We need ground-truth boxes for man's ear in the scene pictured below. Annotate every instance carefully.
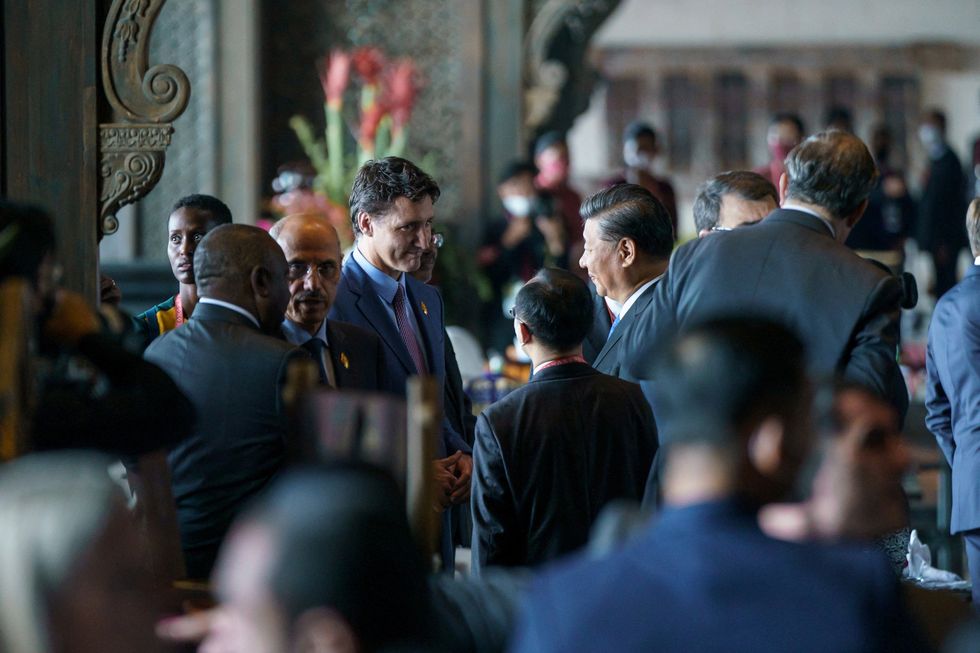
[843,198,869,229]
[777,173,788,205]
[250,266,273,298]
[292,608,357,653]
[518,321,533,346]
[748,416,785,477]
[618,238,636,267]
[356,211,373,237]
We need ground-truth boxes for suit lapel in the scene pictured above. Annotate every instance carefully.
[593,280,658,367]
[345,258,416,374]
[325,321,352,388]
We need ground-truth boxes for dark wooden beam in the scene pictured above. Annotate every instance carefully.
[3,0,100,301]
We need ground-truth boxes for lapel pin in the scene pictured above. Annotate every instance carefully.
[340,352,350,369]
[421,301,429,316]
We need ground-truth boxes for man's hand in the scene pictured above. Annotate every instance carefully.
[42,290,101,346]
[501,216,533,249]
[432,451,462,511]
[450,453,473,504]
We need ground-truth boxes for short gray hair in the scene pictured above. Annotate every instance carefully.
[784,130,878,220]
[693,171,777,233]
[967,198,980,256]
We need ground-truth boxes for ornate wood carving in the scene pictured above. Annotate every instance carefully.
[524,0,621,140]
[98,0,190,238]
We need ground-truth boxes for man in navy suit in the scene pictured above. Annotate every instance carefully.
[926,198,980,606]
[578,183,672,382]
[329,157,472,568]
[511,317,920,653]
[271,214,384,391]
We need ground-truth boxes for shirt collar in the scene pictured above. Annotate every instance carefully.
[618,274,662,320]
[282,316,328,347]
[781,202,836,238]
[352,244,404,304]
[197,297,260,328]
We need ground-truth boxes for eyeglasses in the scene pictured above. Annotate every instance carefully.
[432,232,445,249]
[287,262,337,281]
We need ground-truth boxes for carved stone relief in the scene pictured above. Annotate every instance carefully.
[98,0,190,239]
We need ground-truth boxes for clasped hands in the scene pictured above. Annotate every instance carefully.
[431,450,472,512]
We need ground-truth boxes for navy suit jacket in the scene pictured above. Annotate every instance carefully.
[329,255,470,458]
[582,283,613,364]
[623,209,908,422]
[325,319,385,391]
[592,279,659,383]
[926,264,980,533]
[511,499,921,653]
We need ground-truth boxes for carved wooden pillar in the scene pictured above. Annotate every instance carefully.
[99,0,190,240]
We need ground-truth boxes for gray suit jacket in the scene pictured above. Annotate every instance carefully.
[145,302,309,578]
[623,209,908,421]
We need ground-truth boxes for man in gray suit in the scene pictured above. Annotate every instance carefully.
[624,130,908,422]
[145,224,306,579]
[578,183,673,382]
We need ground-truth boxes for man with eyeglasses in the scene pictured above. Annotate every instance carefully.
[692,170,777,237]
[329,157,472,571]
[270,214,384,390]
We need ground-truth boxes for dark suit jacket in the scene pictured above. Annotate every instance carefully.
[624,209,908,421]
[510,498,921,653]
[926,264,980,534]
[471,362,656,573]
[325,319,385,391]
[582,283,613,364]
[329,255,470,457]
[144,303,308,578]
[917,147,967,252]
[592,279,660,382]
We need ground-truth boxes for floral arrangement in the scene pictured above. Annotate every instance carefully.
[271,47,423,248]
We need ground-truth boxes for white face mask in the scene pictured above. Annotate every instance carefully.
[918,124,942,149]
[503,195,534,218]
[623,141,654,170]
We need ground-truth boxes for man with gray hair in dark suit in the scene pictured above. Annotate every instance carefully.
[145,224,308,579]
[624,130,908,422]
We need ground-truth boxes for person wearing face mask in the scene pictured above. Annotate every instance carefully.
[604,122,678,239]
[915,109,968,298]
[754,113,805,187]
[477,160,566,353]
[533,131,584,270]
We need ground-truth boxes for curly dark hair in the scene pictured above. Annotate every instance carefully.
[349,157,441,236]
[171,194,233,226]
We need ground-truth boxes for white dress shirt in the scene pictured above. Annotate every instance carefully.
[197,297,260,328]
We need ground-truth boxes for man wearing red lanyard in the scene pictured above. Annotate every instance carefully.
[470,268,658,574]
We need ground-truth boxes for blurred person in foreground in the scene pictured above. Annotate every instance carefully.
[134,194,234,340]
[0,200,192,456]
[510,317,922,653]
[759,383,912,572]
[0,452,163,653]
[471,268,656,573]
[926,198,980,607]
[199,464,434,653]
[624,130,909,423]
[692,170,778,236]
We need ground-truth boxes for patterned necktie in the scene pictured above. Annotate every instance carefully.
[392,285,427,374]
[302,338,329,384]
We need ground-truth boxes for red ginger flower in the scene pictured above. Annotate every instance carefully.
[351,46,385,85]
[318,49,351,106]
[384,58,418,130]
